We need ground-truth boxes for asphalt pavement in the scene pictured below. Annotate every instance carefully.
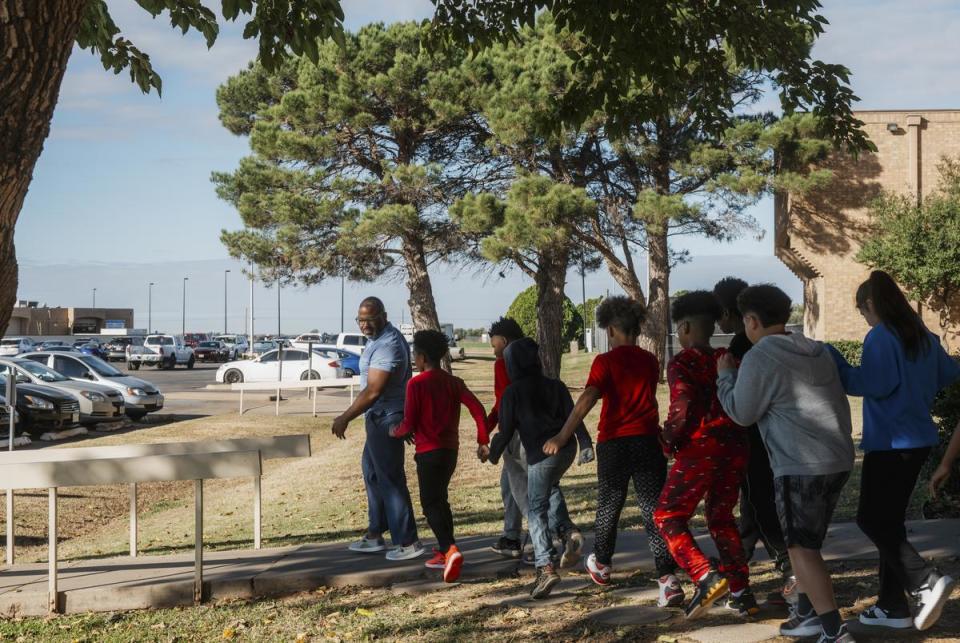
[111,362,220,393]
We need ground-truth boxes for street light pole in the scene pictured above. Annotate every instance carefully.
[182,277,189,337]
[92,288,96,308]
[224,269,231,334]
[148,282,154,333]
[340,274,345,332]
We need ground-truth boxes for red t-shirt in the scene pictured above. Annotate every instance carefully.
[393,368,489,454]
[486,357,510,430]
[585,345,660,442]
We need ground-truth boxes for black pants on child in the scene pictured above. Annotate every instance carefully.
[415,448,458,552]
[740,425,791,574]
[857,447,933,612]
[594,434,676,575]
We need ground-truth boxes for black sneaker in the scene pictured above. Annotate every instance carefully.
[725,587,761,616]
[780,606,822,637]
[490,536,521,559]
[816,623,855,643]
[531,564,561,599]
[684,571,729,620]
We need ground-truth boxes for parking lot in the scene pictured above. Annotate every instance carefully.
[113,362,220,393]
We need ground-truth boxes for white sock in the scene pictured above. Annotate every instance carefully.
[697,571,711,582]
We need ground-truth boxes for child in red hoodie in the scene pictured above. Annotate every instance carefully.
[390,330,488,582]
[653,291,753,620]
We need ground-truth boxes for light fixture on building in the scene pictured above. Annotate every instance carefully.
[887,122,899,132]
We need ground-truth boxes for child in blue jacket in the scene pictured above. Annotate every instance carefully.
[828,271,960,633]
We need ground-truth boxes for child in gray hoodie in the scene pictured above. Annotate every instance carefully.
[716,285,855,643]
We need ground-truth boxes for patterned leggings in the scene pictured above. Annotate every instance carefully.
[594,434,677,576]
[654,437,749,592]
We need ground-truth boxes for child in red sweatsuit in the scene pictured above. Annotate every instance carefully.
[653,291,753,620]
[390,330,488,583]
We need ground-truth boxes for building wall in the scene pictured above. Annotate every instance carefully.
[3,307,134,336]
[776,110,960,347]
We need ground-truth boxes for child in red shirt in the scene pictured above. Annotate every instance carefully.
[390,330,487,582]
[544,296,680,607]
[653,291,752,620]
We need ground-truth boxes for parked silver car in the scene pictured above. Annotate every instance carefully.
[0,357,125,427]
[21,352,163,421]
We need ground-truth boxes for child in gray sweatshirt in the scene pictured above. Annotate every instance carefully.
[716,285,855,643]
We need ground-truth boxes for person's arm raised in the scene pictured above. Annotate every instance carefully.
[543,386,601,456]
[331,367,391,439]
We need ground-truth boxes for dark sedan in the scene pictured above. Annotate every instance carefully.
[0,374,79,436]
[194,340,230,363]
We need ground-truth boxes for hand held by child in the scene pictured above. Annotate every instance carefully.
[929,464,951,498]
[718,352,738,372]
[542,436,565,456]
[577,446,595,465]
[477,444,490,462]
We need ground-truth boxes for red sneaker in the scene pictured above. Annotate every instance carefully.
[424,548,445,569]
[443,545,463,583]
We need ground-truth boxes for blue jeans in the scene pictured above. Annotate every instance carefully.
[362,410,418,546]
[527,441,576,568]
[501,433,576,542]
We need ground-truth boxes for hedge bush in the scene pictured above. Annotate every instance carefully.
[506,285,584,350]
[825,339,863,366]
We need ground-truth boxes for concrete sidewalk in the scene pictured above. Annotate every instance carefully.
[2,519,958,617]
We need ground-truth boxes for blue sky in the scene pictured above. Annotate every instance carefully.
[15,1,960,333]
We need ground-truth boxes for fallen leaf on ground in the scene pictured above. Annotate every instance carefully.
[355,608,374,618]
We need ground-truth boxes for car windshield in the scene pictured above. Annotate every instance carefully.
[199,342,219,348]
[1,339,21,346]
[77,355,124,377]
[16,360,68,382]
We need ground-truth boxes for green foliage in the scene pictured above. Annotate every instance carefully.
[930,375,960,498]
[429,0,874,154]
[858,158,960,330]
[75,0,346,96]
[789,304,804,325]
[506,286,584,350]
[580,296,603,330]
[214,21,487,285]
[825,340,863,367]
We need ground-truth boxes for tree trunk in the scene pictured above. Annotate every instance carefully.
[535,246,570,379]
[1,1,87,333]
[401,237,451,371]
[640,223,670,378]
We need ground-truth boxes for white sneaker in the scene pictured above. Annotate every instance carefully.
[780,607,823,637]
[385,541,425,561]
[913,572,957,631]
[348,536,385,553]
[585,553,611,586]
[657,573,684,607]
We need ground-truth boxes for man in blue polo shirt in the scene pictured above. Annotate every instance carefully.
[331,297,422,560]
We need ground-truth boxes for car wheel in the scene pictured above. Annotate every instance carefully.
[126,411,146,421]
[224,369,244,384]
[128,362,140,371]
[164,354,176,370]
[300,370,321,380]
[187,356,195,370]
[80,421,97,429]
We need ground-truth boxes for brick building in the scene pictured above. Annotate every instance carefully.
[775,110,960,347]
[6,301,134,336]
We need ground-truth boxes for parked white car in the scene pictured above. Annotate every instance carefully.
[0,357,125,427]
[22,352,164,420]
[127,334,195,370]
[0,337,34,356]
[336,332,367,353]
[213,334,249,360]
[215,348,339,384]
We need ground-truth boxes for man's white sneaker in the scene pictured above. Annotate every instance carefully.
[858,605,913,629]
[913,572,957,631]
[657,574,685,607]
[348,536,386,553]
[585,553,611,586]
[385,541,425,561]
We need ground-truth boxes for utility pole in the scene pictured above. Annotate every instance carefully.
[223,269,231,334]
[148,282,154,333]
[181,277,189,337]
[92,288,96,308]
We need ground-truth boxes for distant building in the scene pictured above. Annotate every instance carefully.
[6,301,135,336]
[776,110,960,347]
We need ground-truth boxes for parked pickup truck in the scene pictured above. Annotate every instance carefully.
[126,334,195,370]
